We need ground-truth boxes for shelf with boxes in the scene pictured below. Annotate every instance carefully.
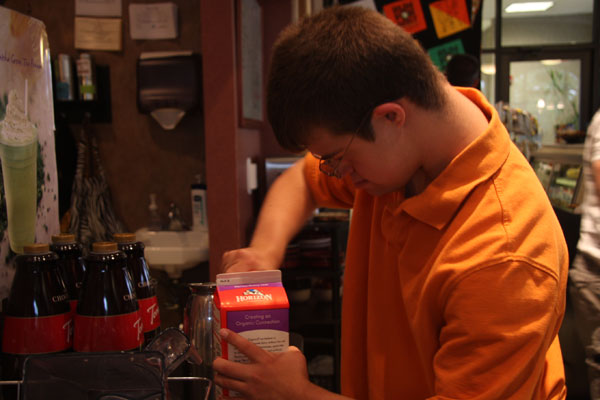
[530,144,583,265]
[280,217,348,394]
[531,144,584,213]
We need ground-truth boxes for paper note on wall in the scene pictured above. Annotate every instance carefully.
[429,0,471,39]
[383,0,427,35]
[76,0,122,17]
[75,17,122,51]
[0,6,60,300]
[129,3,178,40]
[343,0,377,11]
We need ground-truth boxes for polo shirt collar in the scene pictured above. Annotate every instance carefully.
[387,88,511,230]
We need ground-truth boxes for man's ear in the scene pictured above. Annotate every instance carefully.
[372,102,406,128]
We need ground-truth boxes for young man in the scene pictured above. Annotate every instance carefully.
[214,6,568,399]
[570,108,600,399]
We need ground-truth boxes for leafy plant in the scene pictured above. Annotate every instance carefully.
[547,69,580,130]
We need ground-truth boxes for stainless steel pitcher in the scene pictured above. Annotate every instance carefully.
[184,283,216,385]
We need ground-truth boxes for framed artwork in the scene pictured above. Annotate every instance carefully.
[236,0,263,128]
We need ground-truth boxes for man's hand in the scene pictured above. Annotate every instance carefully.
[213,329,311,400]
[220,159,318,275]
[221,247,279,273]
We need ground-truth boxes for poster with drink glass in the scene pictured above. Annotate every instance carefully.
[0,7,60,301]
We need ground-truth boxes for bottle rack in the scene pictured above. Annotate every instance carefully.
[281,218,348,393]
[53,65,112,124]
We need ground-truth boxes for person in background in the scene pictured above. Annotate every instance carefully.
[445,53,480,88]
[569,109,600,399]
[214,6,568,399]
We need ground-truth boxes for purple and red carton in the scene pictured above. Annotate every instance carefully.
[213,270,289,398]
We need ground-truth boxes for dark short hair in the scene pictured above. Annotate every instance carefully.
[266,6,447,152]
[445,53,480,88]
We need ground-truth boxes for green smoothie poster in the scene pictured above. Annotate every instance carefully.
[0,7,59,301]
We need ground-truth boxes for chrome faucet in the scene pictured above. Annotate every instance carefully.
[167,203,186,231]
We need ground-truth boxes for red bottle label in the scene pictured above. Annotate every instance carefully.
[2,313,72,354]
[73,311,143,352]
[69,299,78,314]
[138,296,160,332]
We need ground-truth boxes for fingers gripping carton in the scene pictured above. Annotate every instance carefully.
[213,270,289,398]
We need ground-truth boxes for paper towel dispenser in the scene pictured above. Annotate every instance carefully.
[137,51,201,130]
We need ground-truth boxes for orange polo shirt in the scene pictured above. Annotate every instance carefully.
[304,88,568,399]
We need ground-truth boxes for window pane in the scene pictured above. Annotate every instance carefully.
[501,0,593,46]
[509,59,581,145]
[480,53,496,102]
[481,0,496,49]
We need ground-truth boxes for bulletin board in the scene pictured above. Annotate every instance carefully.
[342,0,483,72]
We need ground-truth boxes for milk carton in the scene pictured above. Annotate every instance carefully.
[213,270,289,398]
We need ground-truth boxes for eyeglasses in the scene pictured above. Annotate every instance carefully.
[313,110,372,179]
[317,133,356,178]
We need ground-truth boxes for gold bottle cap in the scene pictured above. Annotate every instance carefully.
[113,233,136,243]
[92,241,118,253]
[23,243,50,254]
[51,233,76,244]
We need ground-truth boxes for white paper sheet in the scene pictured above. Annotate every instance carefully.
[74,17,122,51]
[129,2,178,40]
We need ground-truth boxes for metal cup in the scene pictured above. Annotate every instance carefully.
[183,283,216,384]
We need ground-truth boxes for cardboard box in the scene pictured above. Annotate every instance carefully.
[213,270,289,397]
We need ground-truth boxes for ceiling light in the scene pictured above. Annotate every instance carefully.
[541,59,562,66]
[537,99,545,109]
[505,1,554,13]
[481,64,496,75]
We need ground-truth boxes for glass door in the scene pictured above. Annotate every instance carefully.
[498,51,591,145]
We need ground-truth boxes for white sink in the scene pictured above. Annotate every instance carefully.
[135,228,209,279]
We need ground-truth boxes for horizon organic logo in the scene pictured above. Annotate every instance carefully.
[235,288,273,303]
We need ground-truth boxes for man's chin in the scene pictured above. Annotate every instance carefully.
[364,186,389,197]
[354,179,396,196]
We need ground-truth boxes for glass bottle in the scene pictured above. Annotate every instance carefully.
[113,233,161,345]
[76,53,96,101]
[50,233,86,313]
[1,243,71,398]
[73,241,143,352]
